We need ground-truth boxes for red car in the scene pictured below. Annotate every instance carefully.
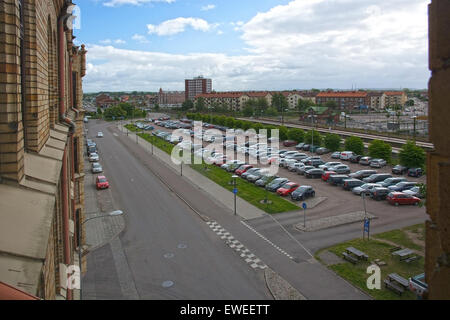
[276,182,300,196]
[387,192,421,206]
[96,176,110,190]
[322,171,336,182]
[235,165,253,176]
[283,140,297,147]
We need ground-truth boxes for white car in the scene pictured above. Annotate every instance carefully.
[91,162,103,173]
[97,132,103,138]
[89,153,99,162]
[339,151,354,160]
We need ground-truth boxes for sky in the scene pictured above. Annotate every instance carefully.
[74,0,430,93]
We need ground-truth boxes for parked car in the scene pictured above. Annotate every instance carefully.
[235,165,253,176]
[408,167,423,177]
[227,161,246,172]
[309,145,321,153]
[281,158,298,169]
[328,175,350,186]
[359,156,372,166]
[283,140,297,147]
[349,170,377,179]
[96,176,109,190]
[388,181,418,192]
[331,151,341,159]
[266,178,290,192]
[342,179,364,191]
[315,147,330,155]
[370,187,391,201]
[295,143,305,150]
[241,168,261,179]
[91,162,103,173]
[288,153,309,161]
[87,145,97,156]
[297,165,315,175]
[287,162,304,172]
[301,156,321,164]
[309,159,325,167]
[403,186,425,198]
[370,158,387,168]
[305,168,324,179]
[387,192,421,206]
[392,165,409,175]
[349,154,363,163]
[319,162,342,171]
[302,144,311,151]
[329,164,351,174]
[221,160,244,171]
[352,183,382,196]
[321,171,337,182]
[255,175,278,187]
[291,186,315,201]
[340,151,355,161]
[276,182,300,196]
[97,132,104,138]
[363,173,393,183]
[380,177,408,188]
[247,169,269,183]
[89,153,99,162]
[279,151,298,159]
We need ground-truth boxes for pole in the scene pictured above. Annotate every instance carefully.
[234,177,237,216]
[303,207,306,228]
[413,116,417,143]
[77,221,82,300]
[181,161,183,177]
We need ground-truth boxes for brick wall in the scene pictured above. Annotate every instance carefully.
[426,0,450,299]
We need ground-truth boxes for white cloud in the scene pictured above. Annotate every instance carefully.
[114,39,126,44]
[132,34,150,43]
[201,4,216,11]
[147,17,214,36]
[99,39,112,44]
[103,0,175,7]
[100,39,126,45]
[85,0,430,92]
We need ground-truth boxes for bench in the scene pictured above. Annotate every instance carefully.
[346,247,369,260]
[342,252,358,264]
[405,256,420,263]
[390,246,402,252]
[384,279,404,296]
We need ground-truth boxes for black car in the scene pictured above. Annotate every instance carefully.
[408,167,423,177]
[349,155,363,163]
[308,159,325,167]
[392,165,409,175]
[328,175,350,186]
[265,178,289,192]
[302,144,310,151]
[291,186,315,201]
[295,143,305,150]
[315,147,330,155]
[363,173,393,183]
[342,179,364,191]
[370,187,390,201]
[388,181,418,192]
[305,169,324,179]
[349,170,377,179]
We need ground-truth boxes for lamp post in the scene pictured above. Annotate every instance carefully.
[232,175,238,216]
[412,115,417,143]
[78,210,124,300]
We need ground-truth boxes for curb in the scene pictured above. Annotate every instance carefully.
[264,268,307,300]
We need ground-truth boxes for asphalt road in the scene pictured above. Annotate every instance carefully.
[83,120,271,300]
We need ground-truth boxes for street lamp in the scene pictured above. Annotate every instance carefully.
[412,115,417,143]
[78,210,124,300]
[232,175,238,216]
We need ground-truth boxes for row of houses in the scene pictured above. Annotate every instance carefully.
[194,90,408,112]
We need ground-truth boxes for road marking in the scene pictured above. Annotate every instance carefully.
[113,133,119,137]
[241,221,294,260]
[206,221,267,270]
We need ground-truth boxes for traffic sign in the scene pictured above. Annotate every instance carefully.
[302,202,307,210]
[364,218,370,233]
[233,188,238,195]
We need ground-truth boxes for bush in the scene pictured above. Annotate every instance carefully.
[265,107,278,116]
[304,130,323,146]
[287,128,304,143]
[368,140,392,163]
[399,141,426,169]
[344,136,364,155]
[324,134,341,152]
[278,126,289,141]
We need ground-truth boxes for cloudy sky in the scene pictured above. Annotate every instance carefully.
[75,0,430,93]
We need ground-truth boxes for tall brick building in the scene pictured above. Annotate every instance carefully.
[0,0,86,300]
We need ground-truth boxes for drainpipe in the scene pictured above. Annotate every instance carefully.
[58,13,74,301]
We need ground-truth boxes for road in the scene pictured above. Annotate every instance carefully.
[82,120,271,300]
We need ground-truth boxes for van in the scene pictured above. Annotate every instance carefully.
[340,151,355,161]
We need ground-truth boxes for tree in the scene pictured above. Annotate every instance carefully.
[344,136,364,155]
[243,105,254,117]
[97,107,103,115]
[181,99,194,111]
[368,140,392,163]
[278,126,289,141]
[195,97,206,112]
[287,128,304,143]
[265,107,278,116]
[225,117,235,128]
[296,99,314,116]
[304,130,323,146]
[324,100,339,109]
[154,104,160,111]
[399,140,426,169]
[324,134,341,152]
[271,93,289,112]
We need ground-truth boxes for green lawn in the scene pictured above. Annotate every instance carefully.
[191,163,300,214]
[316,227,425,300]
[373,224,424,251]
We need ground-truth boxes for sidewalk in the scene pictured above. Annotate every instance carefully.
[120,125,265,221]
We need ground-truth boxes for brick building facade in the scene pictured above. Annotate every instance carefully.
[0,0,86,300]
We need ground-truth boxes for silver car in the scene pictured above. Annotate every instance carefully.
[89,153,99,162]
[352,183,382,196]
[369,159,387,168]
[92,162,103,173]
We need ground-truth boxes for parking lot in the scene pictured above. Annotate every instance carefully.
[131,116,427,227]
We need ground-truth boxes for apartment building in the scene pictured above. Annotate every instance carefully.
[367,91,385,110]
[384,91,408,108]
[316,91,370,110]
[196,91,273,111]
[158,88,185,106]
[0,0,86,300]
[185,76,212,101]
